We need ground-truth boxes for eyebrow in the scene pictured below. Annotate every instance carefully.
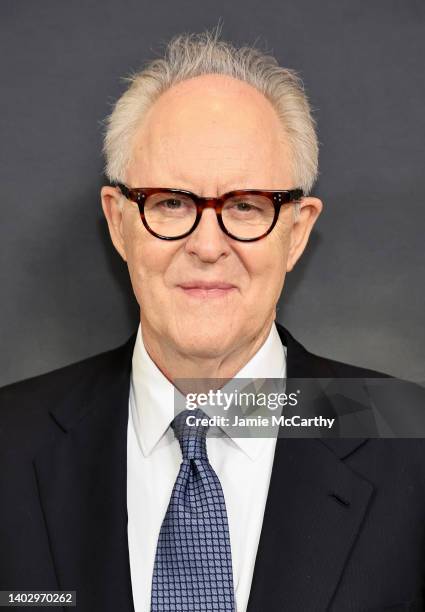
[165,168,252,196]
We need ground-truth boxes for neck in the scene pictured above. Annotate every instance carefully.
[140,315,275,383]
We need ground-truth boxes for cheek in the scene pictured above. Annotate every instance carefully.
[122,218,177,302]
[236,232,289,300]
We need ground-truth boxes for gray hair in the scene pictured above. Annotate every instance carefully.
[102,27,319,196]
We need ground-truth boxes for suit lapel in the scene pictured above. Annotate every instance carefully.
[246,324,375,611]
[33,333,138,612]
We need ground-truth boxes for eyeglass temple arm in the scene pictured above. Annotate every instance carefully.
[113,182,130,198]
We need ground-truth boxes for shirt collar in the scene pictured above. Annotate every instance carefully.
[130,322,286,460]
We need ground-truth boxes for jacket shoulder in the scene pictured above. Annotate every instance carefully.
[307,351,392,379]
[0,335,134,451]
[276,322,392,379]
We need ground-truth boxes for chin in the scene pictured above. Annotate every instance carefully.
[173,327,238,359]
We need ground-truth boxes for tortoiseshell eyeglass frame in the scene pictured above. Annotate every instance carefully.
[112,182,304,242]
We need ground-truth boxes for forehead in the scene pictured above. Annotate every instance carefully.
[127,74,293,190]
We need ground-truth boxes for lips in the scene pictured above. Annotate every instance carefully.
[179,281,236,290]
[177,280,237,298]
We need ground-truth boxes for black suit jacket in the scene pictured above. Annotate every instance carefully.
[1,323,424,612]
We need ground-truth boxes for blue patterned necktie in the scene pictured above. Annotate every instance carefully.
[150,408,236,611]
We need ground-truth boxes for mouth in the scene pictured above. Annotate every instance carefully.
[177,281,237,299]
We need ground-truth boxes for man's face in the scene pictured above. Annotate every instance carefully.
[101,74,321,361]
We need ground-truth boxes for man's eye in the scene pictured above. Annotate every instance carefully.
[159,199,183,209]
[234,202,255,211]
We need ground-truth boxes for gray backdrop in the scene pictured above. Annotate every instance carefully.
[1,0,424,387]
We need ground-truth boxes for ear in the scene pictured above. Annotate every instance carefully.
[100,185,127,261]
[286,196,323,272]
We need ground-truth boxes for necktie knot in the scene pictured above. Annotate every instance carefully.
[171,408,209,460]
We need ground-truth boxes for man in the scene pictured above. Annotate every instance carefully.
[1,30,424,612]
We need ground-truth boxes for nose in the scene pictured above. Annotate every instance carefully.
[184,206,231,263]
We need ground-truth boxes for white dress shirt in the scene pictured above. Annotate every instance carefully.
[127,322,286,612]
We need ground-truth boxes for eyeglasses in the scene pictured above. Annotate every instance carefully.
[113,182,304,242]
